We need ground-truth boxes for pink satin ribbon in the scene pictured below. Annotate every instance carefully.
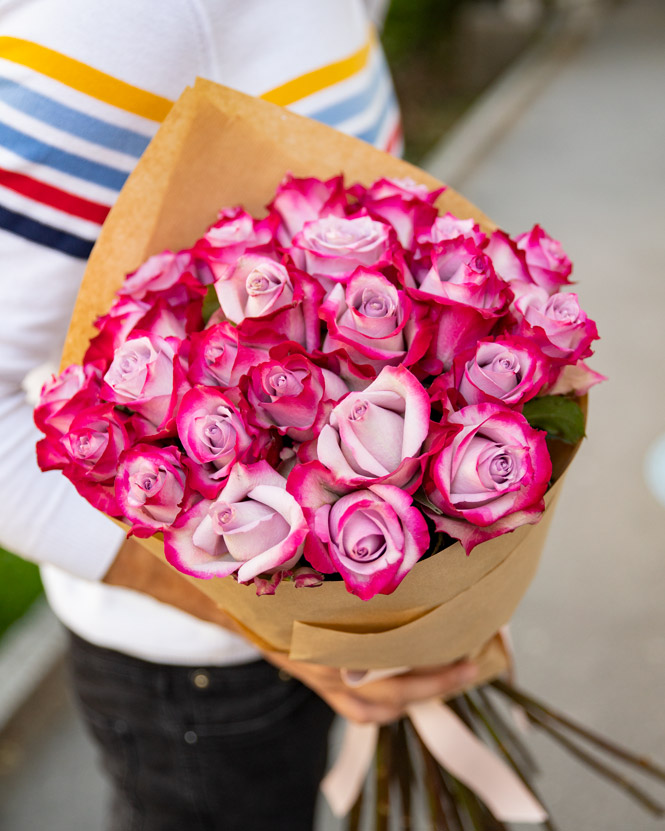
[321,663,547,823]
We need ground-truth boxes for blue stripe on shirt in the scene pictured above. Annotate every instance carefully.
[0,78,150,157]
[0,203,93,259]
[307,51,384,127]
[356,89,399,146]
[0,121,128,190]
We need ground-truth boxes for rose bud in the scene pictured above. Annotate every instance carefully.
[292,566,324,588]
[186,321,278,389]
[34,363,103,437]
[253,571,287,596]
[177,386,257,479]
[290,214,393,286]
[424,403,552,553]
[116,445,187,536]
[101,333,182,428]
[451,336,549,408]
[269,174,347,245]
[246,348,347,442]
[288,462,429,601]
[514,289,599,364]
[316,365,430,490]
[163,461,308,584]
[515,225,572,293]
[118,249,196,300]
[320,268,429,371]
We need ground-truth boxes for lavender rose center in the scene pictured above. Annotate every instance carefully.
[477,444,521,491]
[267,368,304,398]
[546,294,579,323]
[128,462,166,504]
[349,400,369,421]
[489,351,520,375]
[350,532,386,562]
[358,287,394,319]
[246,267,283,296]
[71,430,107,461]
[202,414,235,453]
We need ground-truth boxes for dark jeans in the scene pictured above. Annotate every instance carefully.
[67,632,335,831]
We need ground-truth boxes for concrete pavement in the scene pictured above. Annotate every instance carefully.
[1,1,664,827]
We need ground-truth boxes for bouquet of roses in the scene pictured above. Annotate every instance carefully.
[35,81,665,828]
[35,172,601,604]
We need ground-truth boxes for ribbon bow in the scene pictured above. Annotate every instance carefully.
[321,660,546,824]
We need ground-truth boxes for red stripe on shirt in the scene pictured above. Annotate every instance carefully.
[384,121,403,157]
[0,167,110,225]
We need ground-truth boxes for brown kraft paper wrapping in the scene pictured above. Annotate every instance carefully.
[63,79,582,673]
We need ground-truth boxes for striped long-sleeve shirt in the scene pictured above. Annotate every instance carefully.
[0,0,402,665]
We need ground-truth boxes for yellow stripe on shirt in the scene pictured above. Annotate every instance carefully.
[0,36,172,122]
[261,30,374,107]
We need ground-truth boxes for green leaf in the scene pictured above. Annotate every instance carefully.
[202,285,221,325]
[522,396,586,444]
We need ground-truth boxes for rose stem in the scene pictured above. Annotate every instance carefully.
[475,686,539,773]
[463,692,557,831]
[392,720,413,831]
[376,726,391,831]
[442,767,508,831]
[491,680,665,784]
[414,730,455,830]
[347,782,364,831]
[518,707,665,817]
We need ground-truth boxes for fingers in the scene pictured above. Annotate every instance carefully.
[358,661,478,708]
[323,691,405,726]
[263,651,480,724]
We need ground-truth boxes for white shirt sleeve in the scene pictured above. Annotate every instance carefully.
[0,231,127,579]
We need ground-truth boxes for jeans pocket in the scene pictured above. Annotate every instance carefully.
[187,671,312,740]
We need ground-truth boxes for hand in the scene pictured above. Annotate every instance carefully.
[263,651,478,725]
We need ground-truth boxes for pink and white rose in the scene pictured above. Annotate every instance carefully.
[34,363,102,437]
[194,206,277,279]
[119,250,196,300]
[246,348,347,441]
[102,333,184,428]
[116,444,186,536]
[288,463,429,600]
[316,365,431,490]
[447,336,549,408]
[269,174,347,245]
[350,177,442,248]
[515,225,572,293]
[290,214,393,285]
[416,213,486,250]
[408,239,513,371]
[177,386,258,479]
[186,321,277,389]
[514,289,599,364]
[320,268,429,370]
[425,403,552,553]
[213,254,293,323]
[164,461,307,583]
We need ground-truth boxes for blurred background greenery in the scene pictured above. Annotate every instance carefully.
[0,549,42,639]
[383,0,548,161]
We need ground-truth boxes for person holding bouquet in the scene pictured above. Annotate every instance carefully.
[0,2,475,828]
